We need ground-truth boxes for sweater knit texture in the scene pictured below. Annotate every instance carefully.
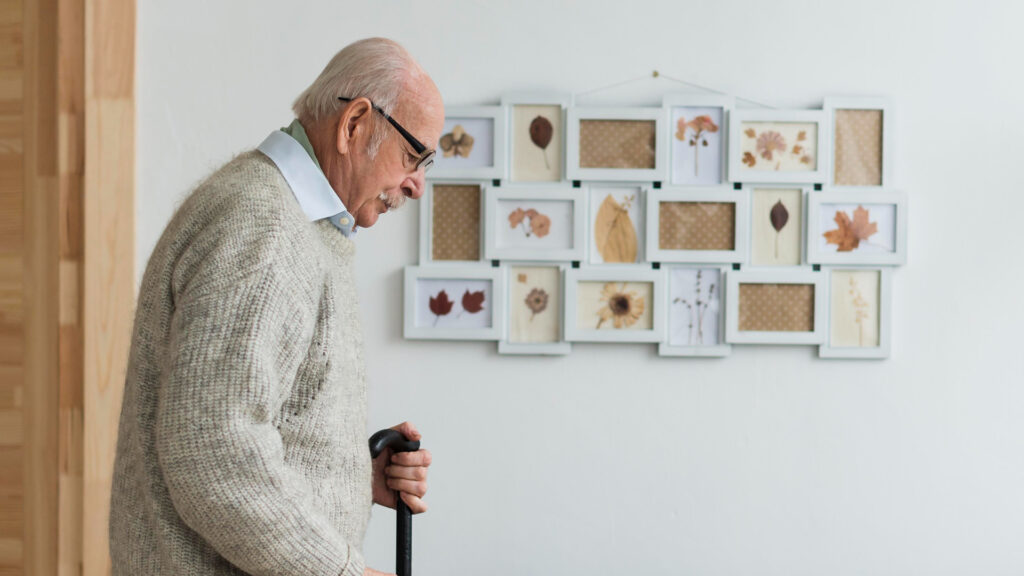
[110,151,372,576]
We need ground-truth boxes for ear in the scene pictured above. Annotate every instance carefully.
[335,97,373,156]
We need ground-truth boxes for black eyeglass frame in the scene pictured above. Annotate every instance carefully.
[338,96,435,172]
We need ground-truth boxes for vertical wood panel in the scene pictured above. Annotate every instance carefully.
[82,1,132,574]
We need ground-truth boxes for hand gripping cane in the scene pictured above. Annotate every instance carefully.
[369,429,421,576]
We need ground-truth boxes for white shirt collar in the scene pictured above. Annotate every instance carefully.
[256,130,356,237]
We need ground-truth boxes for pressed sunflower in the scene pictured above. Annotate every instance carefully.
[596,282,645,329]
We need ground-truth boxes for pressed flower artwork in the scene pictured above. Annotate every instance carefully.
[579,120,656,169]
[576,281,653,331]
[433,117,494,171]
[496,199,574,251]
[511,104,563,182]
[830,270,880,348]
[589,187,643,264]
[751,188,802,266]
[508,266,561,343]
[739,121,818,172]
[668,268,721,346]
[414,279,493,329]
[818,203,896,254]
[670,106,723,185]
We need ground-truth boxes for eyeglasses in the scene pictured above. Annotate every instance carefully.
[338,97,435,172]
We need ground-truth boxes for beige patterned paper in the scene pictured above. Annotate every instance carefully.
[431,184,480,261]
[658,202,735,251]
[738,283,815,332]
[834,109,883,186]
[579,120,656,169]
[830,270,880,347]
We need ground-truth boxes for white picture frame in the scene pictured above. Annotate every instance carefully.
[645,186,748,264]
[404,265,504,341]
[662,93,734,186]
[429,106,507,181]
[728,108,829,184]
[659,265,732,357]
[498,262,572,356]
[564,266,666,343]
[747,184,810,267]
[566,107,667,183]
[819,267,893,359]
[824,96,893,188]
[725,268,826,345]
[418,181,486,265]
[806,189,908,266]
[501,93,573,184]
[484,186,585,262]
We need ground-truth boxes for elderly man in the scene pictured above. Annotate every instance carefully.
[110,38,442,576]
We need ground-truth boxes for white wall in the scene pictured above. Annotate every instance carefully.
[137,1,1024,574]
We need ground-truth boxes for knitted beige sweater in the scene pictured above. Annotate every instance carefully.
[110,151,372,576]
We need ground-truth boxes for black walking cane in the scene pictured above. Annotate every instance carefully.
[369,429,421,576]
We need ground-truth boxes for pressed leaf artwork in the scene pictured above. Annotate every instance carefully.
[593,193,638,262]
[823,205,877,252]
[461,290,485,314]
[739,122,818,172]
[429,290,454,326]
[671,269,718,346]
[529,116,553,169]
[769,200,789,259]
[508,208,552,239]
[508,266,560,343]
[511,104,562,182]
[416,279,493,329]
[751,188,802,266]
[440,124,475,158]
[596,282,646,329]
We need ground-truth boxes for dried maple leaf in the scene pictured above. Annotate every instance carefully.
[823,205,878,252]
[462,290,485,314]
[742,151,756,167]
[744,128,756,139]
[429,290,454,317]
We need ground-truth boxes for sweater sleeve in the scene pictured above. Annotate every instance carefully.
[155,258,365,576]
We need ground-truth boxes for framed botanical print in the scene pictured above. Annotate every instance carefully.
[429,106,507,180]
[418,181,485,264]
[725,269,825,345]
[748,185,809,267]
[819,267,892,359]
[587,185,646,264]
[502,93,572,183]
[824,96,893,187]
[566,107,667,183]
[403,265,504,340]
[659,265,731,357]
[662,93,733,186]
[728,109,828,184]
[483,186,585,262]
[806,190,908,266]
[564,266,665,343]
[498,262,572,355]
[645,187,748,264]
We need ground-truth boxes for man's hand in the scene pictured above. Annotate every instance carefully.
[371,421,431,514]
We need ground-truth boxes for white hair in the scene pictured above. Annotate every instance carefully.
[293,38,419,158]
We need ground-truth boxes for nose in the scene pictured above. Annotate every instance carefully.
[402,169,426,200]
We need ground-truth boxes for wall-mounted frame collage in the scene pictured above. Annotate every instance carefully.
[405,93,905,359]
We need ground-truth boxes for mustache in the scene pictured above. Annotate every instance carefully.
[379,191,407,211]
